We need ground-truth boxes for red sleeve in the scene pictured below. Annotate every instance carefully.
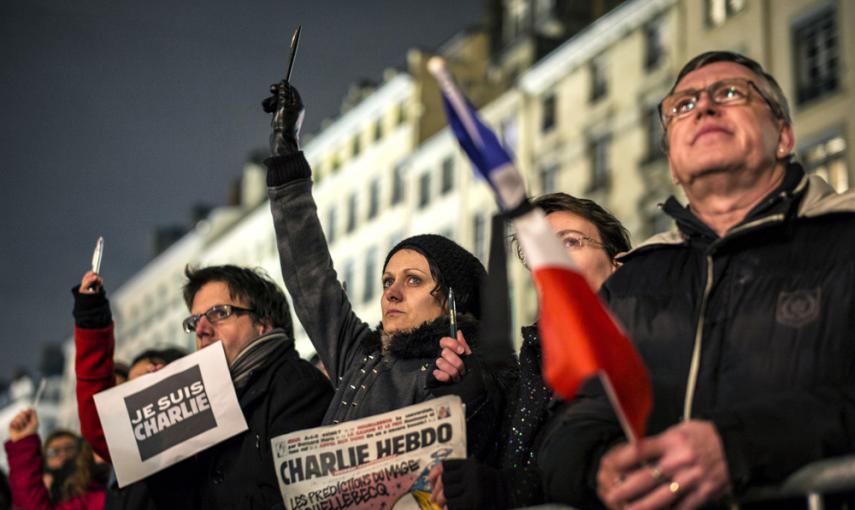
[74,323,116,462]
[5,434,52,510]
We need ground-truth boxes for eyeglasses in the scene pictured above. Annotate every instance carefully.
[513,231,607,268]
[46,443,78,458]
[182,304,254,333]
[559,231,606,251]
[659,78,784,126]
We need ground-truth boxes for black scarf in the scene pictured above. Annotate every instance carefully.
[229,329,291,390]
[360,314,480,359]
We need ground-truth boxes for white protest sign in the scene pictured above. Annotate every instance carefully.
[272,395,466,510]
[94,341,247,487]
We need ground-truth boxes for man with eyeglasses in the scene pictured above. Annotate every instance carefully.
[74,264,332,509]
[176,265,332,509]
[538,51,855,509]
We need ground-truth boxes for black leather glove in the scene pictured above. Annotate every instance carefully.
[441,458,508,510]
[262,80,305,156]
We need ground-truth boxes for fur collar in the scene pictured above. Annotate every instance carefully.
[361,314,479,359]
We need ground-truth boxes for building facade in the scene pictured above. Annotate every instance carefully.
[54,0,853,428]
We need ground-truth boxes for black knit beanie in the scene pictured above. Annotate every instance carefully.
[384,234,487,319]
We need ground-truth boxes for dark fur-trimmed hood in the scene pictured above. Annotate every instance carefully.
[361,314,480,359]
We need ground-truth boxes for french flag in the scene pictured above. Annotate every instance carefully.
[428,57,652,440]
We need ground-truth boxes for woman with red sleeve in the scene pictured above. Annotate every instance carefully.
[4,408,105,510]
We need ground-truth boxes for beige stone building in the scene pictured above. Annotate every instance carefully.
[54,0,853,427]
[501,0,853,328]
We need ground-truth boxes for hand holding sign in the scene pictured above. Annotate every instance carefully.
[94,342,247,487]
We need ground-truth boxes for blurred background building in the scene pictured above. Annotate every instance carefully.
[23,0,850,429]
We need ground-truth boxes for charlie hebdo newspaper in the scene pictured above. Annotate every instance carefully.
[272,395,466,510]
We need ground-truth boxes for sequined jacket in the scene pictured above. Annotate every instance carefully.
[494,325,554,506]
[538,163,855,506]
[267,152,505,459]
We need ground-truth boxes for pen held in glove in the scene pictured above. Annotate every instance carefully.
[285,25,301,83]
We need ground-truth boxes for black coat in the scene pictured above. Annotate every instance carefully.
[148,337,333,510]
[267,152,510,461]
[538,164,855,507]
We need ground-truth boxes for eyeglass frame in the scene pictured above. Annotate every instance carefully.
[512,230,607,268]
[658,77,786,128]
[45,442,79,458]
[182,304,256,333]
[557,230,607,251]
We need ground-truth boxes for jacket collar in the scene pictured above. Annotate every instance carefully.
[361,314,479,360]
[622,162,855,261]
[665,161,806,242]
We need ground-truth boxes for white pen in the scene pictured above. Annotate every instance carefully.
[32,378,47,408]
[91,236,104,274]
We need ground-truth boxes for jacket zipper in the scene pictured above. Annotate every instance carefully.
[681,212,788,420]
[683,254,714,421]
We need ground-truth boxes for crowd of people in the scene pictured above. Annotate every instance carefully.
[1,50,853,510]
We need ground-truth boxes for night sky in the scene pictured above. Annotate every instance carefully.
[0,0,483,379]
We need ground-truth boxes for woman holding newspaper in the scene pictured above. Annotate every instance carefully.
[262,79,510,460]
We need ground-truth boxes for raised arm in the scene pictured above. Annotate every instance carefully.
[72,270,115,462]
[263,81,369,383]
[5,410,56,510]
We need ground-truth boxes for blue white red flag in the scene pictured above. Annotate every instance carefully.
[428,58,526,211]
[429,57,652,440]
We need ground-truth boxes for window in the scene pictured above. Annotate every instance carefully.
[418,172,431,209]
[367,178,380,220]
[472,214,487,263]
[341,260,354,297]
[346,192,358,233]
[501,115,519,154]
[590,55,608,102]
[373,119,383,142]
[540,163,559,194]
[388,231,405,252]
[505,0,529,43]
[533,0,556,27]
[589,136,611,192]
[705,0,746,27]
[541,93,557,132]
[802,134,848,192]
[397,102,408,126]
[440,157,455,195]
[391,162,405,205]
[793,7,838,104]
[325,207,337,244]
[644,18,665,71]
[352,135,361,158]
[362,247,378,303]
[644,106,666,162]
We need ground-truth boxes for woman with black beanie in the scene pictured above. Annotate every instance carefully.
[262,81,509,460]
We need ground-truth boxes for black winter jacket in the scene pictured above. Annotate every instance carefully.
[538,163,855,507]
[266,152,507,460]
[147,335,333,510]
